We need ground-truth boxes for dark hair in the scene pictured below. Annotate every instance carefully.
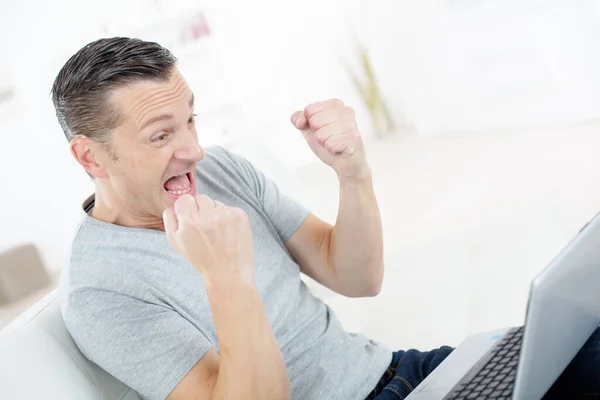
[51,37,177,153]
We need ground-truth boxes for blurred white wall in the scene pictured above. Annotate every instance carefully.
[1,0,600,348]
[361,0,600,134]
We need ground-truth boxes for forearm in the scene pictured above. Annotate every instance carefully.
[205,279,290,400]
[329,170,384,296]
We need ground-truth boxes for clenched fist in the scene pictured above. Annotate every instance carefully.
[291,98,370,180]
[163,194,255,286]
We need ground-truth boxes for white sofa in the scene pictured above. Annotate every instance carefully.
[0,290,141,399]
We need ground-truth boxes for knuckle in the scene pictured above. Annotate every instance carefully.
[345,120,357,131]
[195,194,211,203]
[330,98,344,107]
[233,209,250,223]
[226,206,240,216]
[304,103,317,117]
[232,207,248,218]
[325,141,337,152]
[309,115,324,130]
[313,122,326,131]
[315,130,329,142]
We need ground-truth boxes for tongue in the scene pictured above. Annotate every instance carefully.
[164,174,190,191]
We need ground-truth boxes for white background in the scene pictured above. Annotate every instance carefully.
[2,0,600,348]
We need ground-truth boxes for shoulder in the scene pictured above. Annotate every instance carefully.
[197,145,261,195]
[201,145,255,177]
[63,219,184,303]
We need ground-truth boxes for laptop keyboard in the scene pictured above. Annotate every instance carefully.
[444,326,524,400]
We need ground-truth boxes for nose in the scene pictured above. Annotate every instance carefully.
[174,132,204,162]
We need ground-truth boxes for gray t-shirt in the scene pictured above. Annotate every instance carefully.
[60,145,392,400]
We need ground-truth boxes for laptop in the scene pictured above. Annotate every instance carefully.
[406,212,600,400]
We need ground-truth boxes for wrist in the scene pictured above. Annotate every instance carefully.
[337,166,373,185]
[202,269,256,292]
[204,275,260,323]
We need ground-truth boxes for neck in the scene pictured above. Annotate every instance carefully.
[91,181,165,231]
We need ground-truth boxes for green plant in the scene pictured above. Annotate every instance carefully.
[342,43,397,138]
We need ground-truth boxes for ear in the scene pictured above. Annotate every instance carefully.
[70,136,109,179]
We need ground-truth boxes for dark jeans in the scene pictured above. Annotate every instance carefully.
[366,327,600,399]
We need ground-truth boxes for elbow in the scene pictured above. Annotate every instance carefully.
[352,270,383,298]
[347,281,381,298]
[363,280,382,297]
[371,280,383,297]
[364,264,384,297]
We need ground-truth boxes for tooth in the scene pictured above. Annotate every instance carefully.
[166,186,191,196]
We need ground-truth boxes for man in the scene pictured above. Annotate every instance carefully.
[55,38,598,400]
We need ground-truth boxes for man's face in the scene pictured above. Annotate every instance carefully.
[97,69,203,222]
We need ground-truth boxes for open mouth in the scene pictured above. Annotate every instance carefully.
[163,172,194,197]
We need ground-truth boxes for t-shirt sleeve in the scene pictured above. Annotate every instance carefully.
[63,288,212,400]
[217,146,310,241]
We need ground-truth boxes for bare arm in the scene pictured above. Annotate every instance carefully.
[168,280,289,400]
[286,99,384,298]
[164,195,290,400]
[286,172,383,298]
[330,173,383,294]
[208,279,289,400]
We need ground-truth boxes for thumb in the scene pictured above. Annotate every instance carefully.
[290,111,310,132]
[163,207,179,241]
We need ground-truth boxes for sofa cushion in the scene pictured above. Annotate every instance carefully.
[0,290,141,400]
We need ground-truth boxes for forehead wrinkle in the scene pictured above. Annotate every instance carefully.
[132,78,187,122]
[128,78,189,129]
[129,75,186,110]
[135,84,188,130]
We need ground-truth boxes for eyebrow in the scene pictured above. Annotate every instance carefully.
[140,94,195,131]
[140,113,174,131]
